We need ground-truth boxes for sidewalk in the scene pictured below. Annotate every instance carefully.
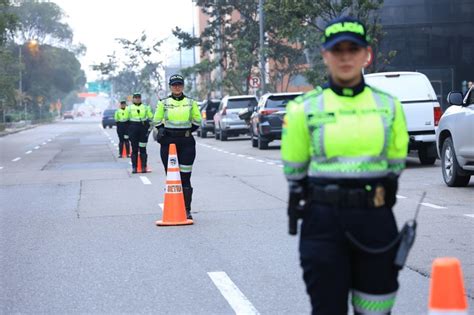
[0,120,54,137]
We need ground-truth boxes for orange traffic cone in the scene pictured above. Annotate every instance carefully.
[137,153,152,173]
[428,257,468,314]
[156,143,193,226]
[121,145,128,158]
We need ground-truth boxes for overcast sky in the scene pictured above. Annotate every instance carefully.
[52,0,197,81]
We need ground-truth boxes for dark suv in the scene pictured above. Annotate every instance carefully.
[102,109,116,128]
[248,92,302,149]
[197,99,221,138]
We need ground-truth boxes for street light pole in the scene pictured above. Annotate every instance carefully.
[18,44,25,121]
[259,0,266,96]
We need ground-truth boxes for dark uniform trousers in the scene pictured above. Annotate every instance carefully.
[128,122,149,168]
[116,122,130,156]
[159,134,196,188]
[299,201,399,315]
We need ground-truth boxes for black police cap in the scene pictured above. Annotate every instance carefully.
[169,74,184,85]
[321,16,370,50]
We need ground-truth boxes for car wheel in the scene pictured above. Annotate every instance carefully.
[201,130,207,138]
[250,129,258,147]
[258,134,268,150]
[220,130,228,141]
[441,137,471,187]
[214,127,220,140]
[102,124,106,129]
[418,146,436,165]
[196,130,201,137]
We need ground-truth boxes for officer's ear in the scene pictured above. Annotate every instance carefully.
[321,49,328,65]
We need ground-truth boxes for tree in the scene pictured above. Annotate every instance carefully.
[174,0,261,96]
[11,0,73,46]
[92,32,164,103]
[0,0,18,46]
[265,0,395,86]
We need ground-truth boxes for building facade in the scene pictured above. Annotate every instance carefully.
[379,0,474,107]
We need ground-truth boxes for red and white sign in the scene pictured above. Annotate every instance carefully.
[249,76,261,88]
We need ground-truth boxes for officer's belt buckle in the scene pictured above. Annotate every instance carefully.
[185,130,190,137]
[372,185,386,208]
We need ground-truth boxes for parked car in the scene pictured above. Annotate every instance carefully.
[436,86,474,187]
[102,109,116,128]
[247,92,302,149]
[214,95,258,141]
[365,72,442,165]
[196,99,221,138]
[63,111,74,120]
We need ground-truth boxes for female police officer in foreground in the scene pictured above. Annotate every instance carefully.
[282,17,409,314]
[154,74,201,219]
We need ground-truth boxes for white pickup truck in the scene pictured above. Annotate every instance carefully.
[365,72,442,165]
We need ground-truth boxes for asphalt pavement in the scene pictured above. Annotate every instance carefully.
[1,118,472,314]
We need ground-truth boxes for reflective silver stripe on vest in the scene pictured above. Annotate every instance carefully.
[311,156,385,163]
[163,98,193,128]
[308,169,391,179]
[304,93,325,157]
[371,91,394,158]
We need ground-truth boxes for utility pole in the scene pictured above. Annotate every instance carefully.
[216,0,223,98]
[259,0,266,96]
[191,0,197,97]
[19,44,25,121]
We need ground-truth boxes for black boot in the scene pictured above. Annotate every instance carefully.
[118,143,123,158]
[131,153,138,173]
[183,187,193,220]
[141,153,148,173]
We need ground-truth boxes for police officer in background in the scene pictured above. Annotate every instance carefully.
[128,93,153,173]
[282,17,409,315]
[114,100,130,158]
[154,74,202,219]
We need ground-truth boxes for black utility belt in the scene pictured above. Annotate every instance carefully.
[310,184,390,209]
[164,129,191,137]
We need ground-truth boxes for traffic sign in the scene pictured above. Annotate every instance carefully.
[87,81,111,93]
[249,76,261,88]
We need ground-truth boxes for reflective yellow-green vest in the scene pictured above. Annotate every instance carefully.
[128,103,153,122]
[154,96,201,129]
[281,85,408,181]
[114,108,129,122]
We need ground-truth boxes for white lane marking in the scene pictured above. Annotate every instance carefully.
[247,157,255,160]
[12,157,21,162]
[42,142,46,145]
[237,154,246,158]
[0,166,3,170]
[396,195,407,199]
[25,150,32,154]
[34,146,40,149]
[140,176,152,185]
[47,139,52,142]
[421,202,447,209]
[208,271,260,315]
[230,153,237,156]
[110,140,114,144]
[266,162,275,165]
[463,214,474,219]
[129,161,132,165]
[222,150,229,153]
[256,159,264,163]
[278,165,283,168]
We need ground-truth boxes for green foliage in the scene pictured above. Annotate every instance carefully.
[0,0,18,45]
[0,0,86,121]
[12,0,73,45]
[92,31,164,102]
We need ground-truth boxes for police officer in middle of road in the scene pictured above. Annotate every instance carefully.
[128,93,153,173]
[114,100,130,158]
[154,74,202,219]
[282,17,409,315]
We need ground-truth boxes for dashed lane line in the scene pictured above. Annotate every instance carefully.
[47,139,52,142]
[256,159,264,163]
[25,150,32,154]
[463,214,474,219]
[396,195,407,199]
[140,176,152,185]
[12,157,21,162]
[34,146,40,150]
[0,166,3,170]
[41,142,46,145]
[421,202,447,209]
[208,271,260,315]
